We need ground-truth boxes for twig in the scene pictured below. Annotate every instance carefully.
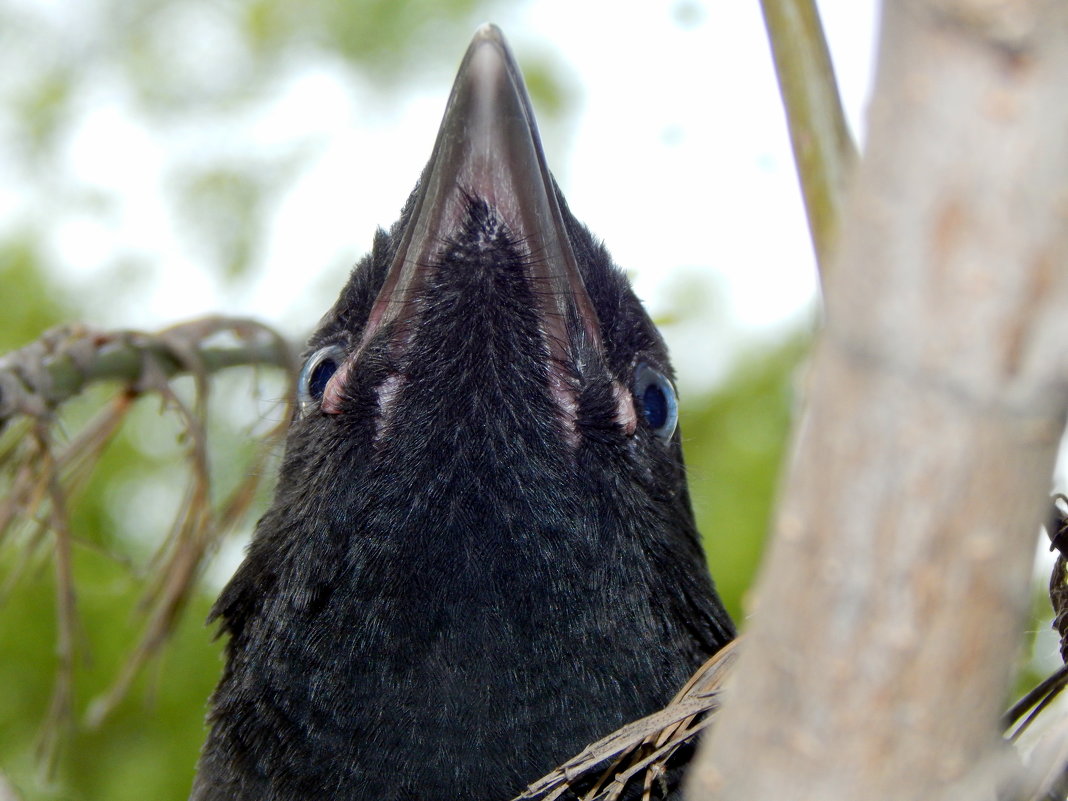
[34,424,79,778]
[760,0,858,281]
[513,640,739,801]
[0,316,293,425]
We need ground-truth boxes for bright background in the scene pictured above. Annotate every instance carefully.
[1,1,879,385]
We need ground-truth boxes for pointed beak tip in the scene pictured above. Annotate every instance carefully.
[461,24,517,92]
[471,22,507,47]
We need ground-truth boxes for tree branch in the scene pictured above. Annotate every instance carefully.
[690,2,1068,799]
[0,316,295,425]
[760,0,858,281]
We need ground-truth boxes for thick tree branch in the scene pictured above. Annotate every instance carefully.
[760,0,858,280]
[690,2,1068,799]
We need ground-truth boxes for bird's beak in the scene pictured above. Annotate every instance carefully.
[357,23,603,365]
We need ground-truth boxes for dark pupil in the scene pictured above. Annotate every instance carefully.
[308,358,338,400]
[642,382,668,430]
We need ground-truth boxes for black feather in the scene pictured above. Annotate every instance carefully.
[191,24,734,801]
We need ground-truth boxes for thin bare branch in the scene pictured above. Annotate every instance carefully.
[0,316,293,425]
[760,0,858,280]
[34,425,78,778]
[0,317,297,742]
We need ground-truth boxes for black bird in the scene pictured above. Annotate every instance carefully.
[191,24,734,801]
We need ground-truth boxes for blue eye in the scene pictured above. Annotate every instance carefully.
[298,345,345,412]
[633,363,678,441]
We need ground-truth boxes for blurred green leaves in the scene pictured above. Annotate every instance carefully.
[0,236,71,351]
[11,67,74,163]
[173,157,298,283]
[684,335,808,621]
[0,545,223,801]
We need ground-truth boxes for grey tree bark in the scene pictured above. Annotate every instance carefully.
[688,1,1068,799]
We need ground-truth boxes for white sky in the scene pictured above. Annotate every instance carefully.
[32,1,881,396]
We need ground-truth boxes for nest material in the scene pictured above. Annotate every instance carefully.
[514,640,739,801]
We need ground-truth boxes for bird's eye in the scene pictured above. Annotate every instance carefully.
[633,363,678,441]
[298,345,346,412]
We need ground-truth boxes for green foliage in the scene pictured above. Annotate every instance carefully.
[683,335,810,621]
[173,158,302,283]
[10,67,73,164]
[0,546,222,801]
[0,236,71,351]
[230,0,491,78]
[2,0,544,303]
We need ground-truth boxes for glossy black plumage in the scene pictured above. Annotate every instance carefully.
[191,25,734,801]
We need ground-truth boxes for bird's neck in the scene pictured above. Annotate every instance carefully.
[205,458,716,801]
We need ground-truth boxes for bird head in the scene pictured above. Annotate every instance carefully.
[195,24,732,801]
